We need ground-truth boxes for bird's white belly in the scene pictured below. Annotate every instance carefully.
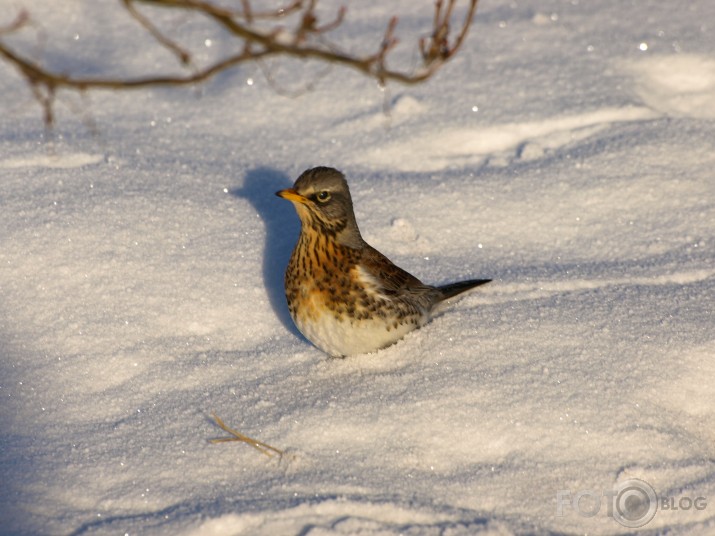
[293,310,417,357]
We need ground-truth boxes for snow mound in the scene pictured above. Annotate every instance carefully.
[359,107,658,172]
[626,54,715,118]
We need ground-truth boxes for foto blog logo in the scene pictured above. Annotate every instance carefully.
[556,478,707,528]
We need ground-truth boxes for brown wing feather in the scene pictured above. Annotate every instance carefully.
[359,245,434,295]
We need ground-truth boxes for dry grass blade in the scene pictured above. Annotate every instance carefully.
[210,412,284,457]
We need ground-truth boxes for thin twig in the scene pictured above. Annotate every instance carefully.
[124,0,192,65]
[0,9,29,34]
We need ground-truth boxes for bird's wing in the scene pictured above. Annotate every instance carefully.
[358,245,432,295]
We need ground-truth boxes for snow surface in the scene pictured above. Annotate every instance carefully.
[1,1,714,534]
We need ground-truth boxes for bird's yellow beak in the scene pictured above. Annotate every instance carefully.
[276,188,308,204]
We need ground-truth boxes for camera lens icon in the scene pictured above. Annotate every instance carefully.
[613,479,658,528]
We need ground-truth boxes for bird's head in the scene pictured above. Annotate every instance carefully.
[276,167,363,247]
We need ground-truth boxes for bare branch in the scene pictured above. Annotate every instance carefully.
[0,0,480,127]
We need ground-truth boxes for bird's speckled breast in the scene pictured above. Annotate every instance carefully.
[284,225,422,356]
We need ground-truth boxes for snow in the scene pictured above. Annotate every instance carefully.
[1,0,714,534]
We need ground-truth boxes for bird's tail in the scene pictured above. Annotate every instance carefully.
[437,279,491,301]
[429,278,491,317]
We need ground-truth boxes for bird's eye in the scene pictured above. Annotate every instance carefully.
[316,191,331,203]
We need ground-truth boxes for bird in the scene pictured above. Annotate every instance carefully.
[276,166,491,357]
